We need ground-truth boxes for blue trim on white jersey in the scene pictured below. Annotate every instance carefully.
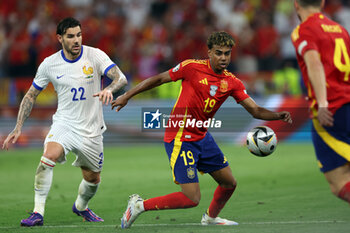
[61,45,84,63]
[32,81,43,91]
[104,63,116,77]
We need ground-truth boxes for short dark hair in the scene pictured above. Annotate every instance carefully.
[207,32,235,49]
[56,17,81,35]
[296,0,322,7]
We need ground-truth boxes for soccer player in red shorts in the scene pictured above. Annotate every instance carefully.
[292,0,350,204]
[112,32,292,228]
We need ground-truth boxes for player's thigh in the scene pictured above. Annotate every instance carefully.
[43,123,74,162]
[324,163,350,193]
[164,140,200,184]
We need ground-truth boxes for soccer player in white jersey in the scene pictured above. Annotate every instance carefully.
[2,17,127,226]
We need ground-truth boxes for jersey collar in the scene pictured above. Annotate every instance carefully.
[61,45,83,63]
[304,12,323,24]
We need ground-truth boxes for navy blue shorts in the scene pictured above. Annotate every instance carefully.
[164,132,228,184]
[311,103,350,173]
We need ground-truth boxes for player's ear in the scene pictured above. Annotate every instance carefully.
[56,34,62,44]
[294,0,298,10]
[208,49,212,57]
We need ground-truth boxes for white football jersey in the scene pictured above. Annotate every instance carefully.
[33,45,116,137]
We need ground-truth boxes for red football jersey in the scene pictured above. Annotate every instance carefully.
[291,13,350,116]
[164,59,250,143]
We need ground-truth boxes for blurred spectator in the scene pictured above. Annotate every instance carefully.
[252,11,280,74]
[335,0,350,33]
[274,0,299,68]
[4,0,348,101]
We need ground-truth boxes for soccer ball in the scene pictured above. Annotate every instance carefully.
[246,126,277,157]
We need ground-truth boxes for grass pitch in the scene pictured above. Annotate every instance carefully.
[0,143,349,233]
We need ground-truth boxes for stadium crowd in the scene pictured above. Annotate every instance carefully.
[0,0,350,97]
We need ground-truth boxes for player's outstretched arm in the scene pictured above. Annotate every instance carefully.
[2,85,41,150]
[111,71,172,112]
[240,97,292,123]
[93,66,128,105]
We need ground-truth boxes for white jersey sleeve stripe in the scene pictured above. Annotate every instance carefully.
[298,40,308,56]
[104,63,116,76]
[32,81,44,91]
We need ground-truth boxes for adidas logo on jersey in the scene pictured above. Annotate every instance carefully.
[199,78,208,85]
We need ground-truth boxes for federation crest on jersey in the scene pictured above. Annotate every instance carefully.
[172,64,180,72]
[187,167,195,179]
[83,65,94,79]
[210,85,218,96]
[220,80,228,92]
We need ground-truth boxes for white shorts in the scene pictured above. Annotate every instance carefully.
[44,123,104,172]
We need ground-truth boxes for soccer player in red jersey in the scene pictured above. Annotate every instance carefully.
[112,32,292,228]
[292,0,350,204]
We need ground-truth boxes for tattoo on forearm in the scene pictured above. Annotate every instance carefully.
[106,66,127,93]
[17,97,34,125]
[107,66,118,80]
[16,87,40,127]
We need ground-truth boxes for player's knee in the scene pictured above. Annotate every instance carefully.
[83,174,100,184]
[220,179,237,189]
[192,194,201,205]
[186,192,201,205]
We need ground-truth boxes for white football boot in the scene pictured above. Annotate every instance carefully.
[201,213,239,225]
[120,194,145,229]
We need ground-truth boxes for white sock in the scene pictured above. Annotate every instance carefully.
[33,156,55,216]
[75,179,99,211]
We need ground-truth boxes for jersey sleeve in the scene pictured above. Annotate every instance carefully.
[93,48,116,77]
[230,79,250,103]
[32,61,49,91]
[291,25,319,57]
[168,60,187,81]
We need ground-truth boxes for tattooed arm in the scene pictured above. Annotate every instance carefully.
[93,65,128,105]
[2,85,41,150]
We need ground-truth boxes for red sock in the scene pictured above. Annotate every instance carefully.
[338,181,350,203]
[207,185,236,218]
[143,192,198,211]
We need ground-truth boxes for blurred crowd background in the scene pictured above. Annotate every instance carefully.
[2,0,349,145]
[1,0,350,102]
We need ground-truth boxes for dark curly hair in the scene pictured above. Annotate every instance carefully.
[207,31,235,49]
[56,17,81,35]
